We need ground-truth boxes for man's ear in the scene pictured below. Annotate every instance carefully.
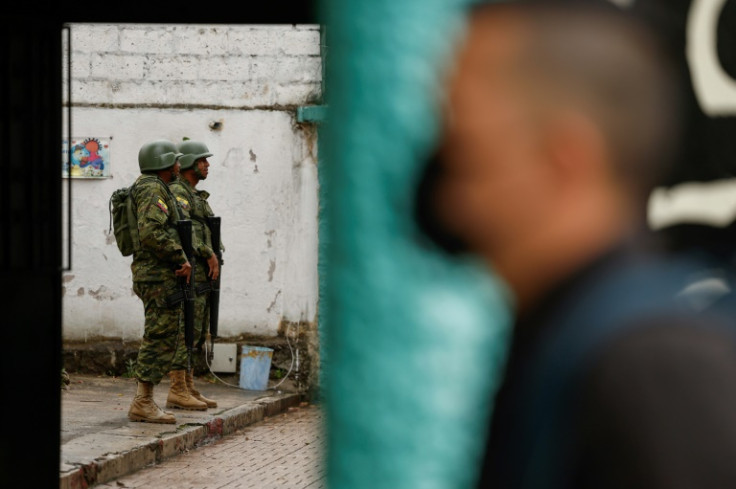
[544,109,609,194]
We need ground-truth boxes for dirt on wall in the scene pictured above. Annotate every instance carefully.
[62,322,320,399]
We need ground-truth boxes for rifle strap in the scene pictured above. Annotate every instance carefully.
[195,282,212,295]
[162,181,182,222]
[165,289,186,308]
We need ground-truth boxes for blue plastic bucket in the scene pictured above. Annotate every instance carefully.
[239,346,274,390]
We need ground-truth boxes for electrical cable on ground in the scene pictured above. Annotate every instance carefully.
[271,318,297,390]
[202,316,299,395]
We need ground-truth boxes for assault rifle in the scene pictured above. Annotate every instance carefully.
[206,216,222,363]
[176,219,196,371]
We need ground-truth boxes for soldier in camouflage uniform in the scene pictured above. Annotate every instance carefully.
[128,139,200,424]
[168,139,221,408]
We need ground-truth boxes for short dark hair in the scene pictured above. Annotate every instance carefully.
[472,0,684,201]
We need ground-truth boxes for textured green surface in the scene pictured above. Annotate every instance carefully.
[296,105,328,123]
[319,1,514,488]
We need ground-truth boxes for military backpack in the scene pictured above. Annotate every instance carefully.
[108,183,140,257]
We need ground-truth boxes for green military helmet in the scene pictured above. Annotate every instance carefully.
[177,140,213,170]
[138,139,181,172]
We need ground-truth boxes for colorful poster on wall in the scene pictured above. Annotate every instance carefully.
[62,137,111,178]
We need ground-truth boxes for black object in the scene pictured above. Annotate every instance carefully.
[628,0,736,187]
[479,245,736,489]
[413,148,470,256]
[206,216,222,362]
[176,219,196,370]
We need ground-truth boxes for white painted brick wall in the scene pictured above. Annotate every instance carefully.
[71,24,120,53]
[89,54,147,79]
[119,28,176,54]
[62,23,322,342]
[67,23,322,108]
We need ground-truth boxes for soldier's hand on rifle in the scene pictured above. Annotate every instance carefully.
[175,261,192,283]
[207,253,220,281]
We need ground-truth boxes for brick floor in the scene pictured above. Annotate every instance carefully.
[96,403,325,489]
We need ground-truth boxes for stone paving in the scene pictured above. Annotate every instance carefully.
[94,403,326,489]
[60,373,306,489]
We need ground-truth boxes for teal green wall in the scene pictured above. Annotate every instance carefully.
[318,1,514,488]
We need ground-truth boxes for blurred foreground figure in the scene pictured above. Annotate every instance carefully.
[416,1,736,488]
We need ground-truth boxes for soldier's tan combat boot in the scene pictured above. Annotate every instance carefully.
[186,370,217,408]
[166,370,208,410]
[128,381,176,424]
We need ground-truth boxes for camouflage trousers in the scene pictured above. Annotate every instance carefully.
[132,279,188,384]
[189,282,212,372]
[170,283,211,372]
[192,284,210,350]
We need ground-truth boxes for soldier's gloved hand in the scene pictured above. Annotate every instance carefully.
[207,253,220,281]
[175,261,192,283]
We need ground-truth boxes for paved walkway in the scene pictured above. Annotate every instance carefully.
[94,404,325,489]
[60,374,307,489]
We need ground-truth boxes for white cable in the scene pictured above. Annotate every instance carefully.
[271,319,296,390]
[203,320,299,392]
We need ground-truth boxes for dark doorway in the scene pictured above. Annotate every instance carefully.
[1,3,318,487]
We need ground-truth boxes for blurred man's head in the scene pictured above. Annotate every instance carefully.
[419,0,683,311]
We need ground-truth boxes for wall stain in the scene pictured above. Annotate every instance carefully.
[63,274,75,283]
[266,290,282,313]
[301,123,319,162]
[265,230,275,248]
[88,286,114,301]
[253,164,259,174]
[77,288,85,296]
[293,118,319,164]
[222,148,245,169]
[268,259,276,282]
[249,149,257,162]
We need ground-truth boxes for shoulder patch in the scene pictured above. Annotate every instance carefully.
[175,196,190,209]
[155,198,169,214]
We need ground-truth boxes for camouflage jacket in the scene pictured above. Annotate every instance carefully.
[168,177,220,282]
[130,174,187,282]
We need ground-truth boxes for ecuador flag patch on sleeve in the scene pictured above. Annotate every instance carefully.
[175,196,189,210]
[155,198,169,214]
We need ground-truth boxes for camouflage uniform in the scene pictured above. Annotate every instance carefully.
[168,177,218,365]
[130,174,189,384]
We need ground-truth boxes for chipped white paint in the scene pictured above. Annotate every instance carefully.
[62,24,321,341]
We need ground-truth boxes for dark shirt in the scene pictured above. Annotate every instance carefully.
[477,243,736,489]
